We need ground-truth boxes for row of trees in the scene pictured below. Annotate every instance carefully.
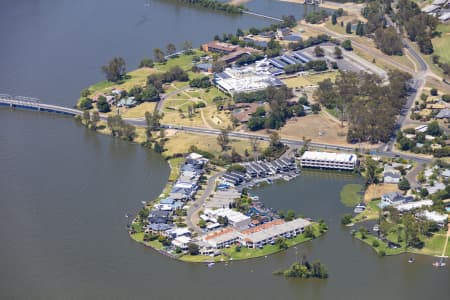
[147,66,189,91]
[395,0,437,55]
[283,59,328,74]
[173,0,245,14]
[314,70,412,143]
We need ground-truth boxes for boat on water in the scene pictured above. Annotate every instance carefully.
[141,201,146,205]
[408,257,415,263]
[373,224,380,232]
[207,262,215,268]
[432,256,446,267]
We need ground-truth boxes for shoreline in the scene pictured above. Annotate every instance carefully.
[127,154,326,263]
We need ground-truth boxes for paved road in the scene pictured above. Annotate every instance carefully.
[186,171,224,234]
[406,163,426,189]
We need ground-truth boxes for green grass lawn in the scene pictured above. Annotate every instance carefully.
[340,184,363,207]
[221,223,323,261]
[433,24,450,64]
[352,200,380,223]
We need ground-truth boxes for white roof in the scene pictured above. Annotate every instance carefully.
[432,0,447,6]
[243,218,311,244]
[418,210,448,223]
[396,200,433,212]
[439,12,450,21]
[301,151,357,163]
[167,227,190,236]
[206,208,250,224]
[415,125,428,133]
[187,152,203,160]
[422,4,440,13]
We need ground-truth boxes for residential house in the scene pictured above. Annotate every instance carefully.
[417,210,448,225]
[379,192,414,208]
[435,108,450,119]
[426,182,446,194]
[383,165,401,184]
[148,210,171,224]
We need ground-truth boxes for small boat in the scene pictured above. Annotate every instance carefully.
[432,258,446,267]
[373,224,380,232]
[408,257,415,263]
[207,262,215,268]
[141,201,146,205]
[125,214,129,218]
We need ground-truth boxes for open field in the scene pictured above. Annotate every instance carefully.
[433,24,450,64]
[162,131,267,158]
[354,226,449,257]
[340,184,363,207]
[162,87,233,129]
[119,102,157,118]
[364,184,400,202]
[282,72,338,88]
[279,112,349,146]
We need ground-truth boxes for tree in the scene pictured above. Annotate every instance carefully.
[314,46,325,57]
[139,58,154,68]
[182,40,193,54]
[153,48,165,63]
[82,110,91,127]
[346,22,352,34]
[91,111,100,130]
[365,158,378,184]
[285,210,296,221]
[341,40,352,51]
[374,27,403,55]
[269,131,282,150]
[427,121,442,136]
[188,243,199,255]
[79,98,93,110]
[96,96,110,113]
[334,46,343,59]
[80,88,91,97]
[341,214,352,225]
[166,43,177,56]
[217,127,230,151]
[101,57,126,82]
[398,177,411,191]
[331,13,337,25]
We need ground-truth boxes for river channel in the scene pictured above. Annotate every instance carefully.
[1,0,449,299]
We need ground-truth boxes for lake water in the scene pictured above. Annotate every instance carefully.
[1,0,449,299]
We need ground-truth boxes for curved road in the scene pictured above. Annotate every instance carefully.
[186,171,224,234]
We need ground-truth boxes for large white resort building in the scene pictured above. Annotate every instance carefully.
[300,151,358,170]
[214,59,284,95]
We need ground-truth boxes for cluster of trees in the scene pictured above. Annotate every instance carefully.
[102,57,126,82]
[128,85,160,103]
[305,10,329,24]
[147,66,189,91]
[361,0,403,55]
[287,34,334,51]
[235,53,265,67]
[279,260,328,279]
[106,115,136,141]
[374,27,403,56]
[396,0,437,54]
[173,0,245,14]
[189,76,211,88]
[283,60,328,74]
[331,8,345,25]
[314,70,412,143]
[153,41,193,63]
[245,86,294,130]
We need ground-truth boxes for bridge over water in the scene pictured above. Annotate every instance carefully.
[0,94,81,116]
